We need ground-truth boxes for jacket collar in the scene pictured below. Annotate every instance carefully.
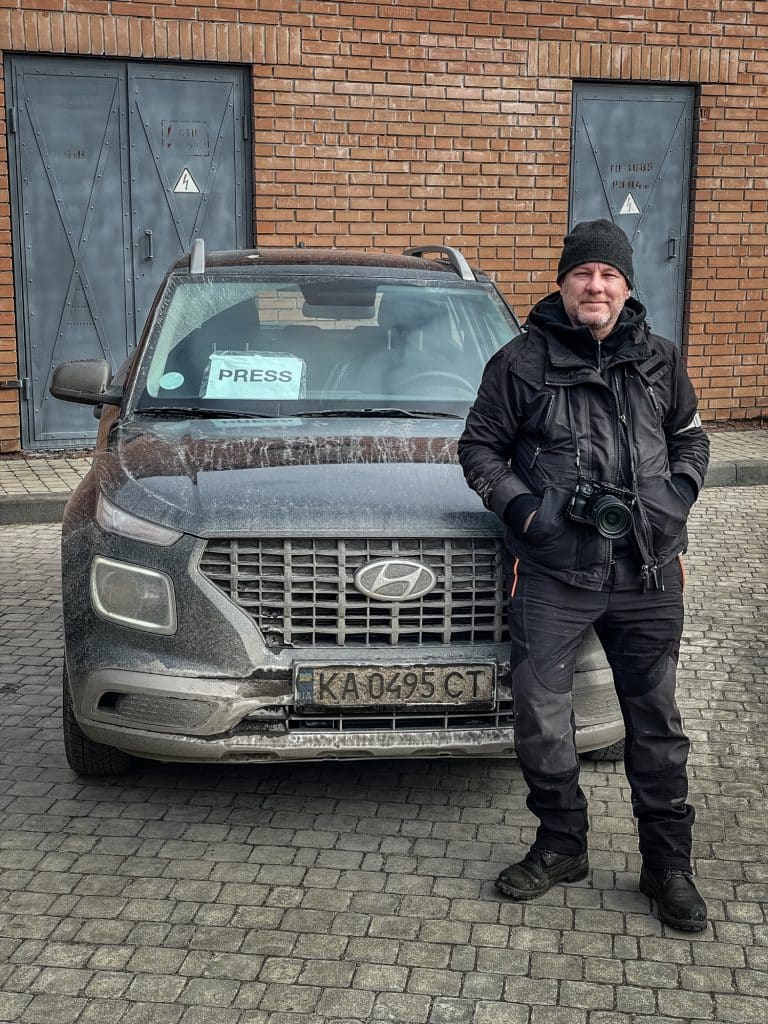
[526,293,652,379]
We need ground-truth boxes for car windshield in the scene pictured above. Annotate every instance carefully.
[132,272,518,416]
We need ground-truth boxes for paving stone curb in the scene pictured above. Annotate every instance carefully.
[0,493,71,525]
[703,460,768,488]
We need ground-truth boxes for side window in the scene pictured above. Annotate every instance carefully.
[448,293,517,387]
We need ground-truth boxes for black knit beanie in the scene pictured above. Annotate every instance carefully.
[556,219,634,287]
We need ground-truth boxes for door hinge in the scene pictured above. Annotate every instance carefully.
[242,114,249,141]
[7,106,16,134]
[1,377,29,396]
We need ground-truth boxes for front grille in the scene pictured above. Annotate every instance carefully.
[199,537,505,648]
[233,696,515,736]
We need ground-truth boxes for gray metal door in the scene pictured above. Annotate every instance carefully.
[570,83,694,348]
[6,56,250,449]
[7,59,131,446]
[128,64,250,329]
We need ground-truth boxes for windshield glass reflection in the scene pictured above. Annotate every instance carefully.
[134,276,517,414]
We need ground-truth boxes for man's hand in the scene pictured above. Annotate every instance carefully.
[671,474,697,507]
[523,509,538,533]
[503,493,542,537]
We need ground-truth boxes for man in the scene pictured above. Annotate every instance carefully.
[458,220,710,931]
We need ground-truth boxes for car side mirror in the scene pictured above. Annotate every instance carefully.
[50,359,123,407]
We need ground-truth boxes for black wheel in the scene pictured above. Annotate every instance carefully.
[582,739,626,762]
[62,665,136,776]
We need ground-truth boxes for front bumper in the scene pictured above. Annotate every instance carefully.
[73,667,624,764]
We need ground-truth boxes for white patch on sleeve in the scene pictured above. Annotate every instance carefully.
[675,412,702,434]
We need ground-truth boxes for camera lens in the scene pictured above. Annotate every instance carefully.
[592,495,633,539]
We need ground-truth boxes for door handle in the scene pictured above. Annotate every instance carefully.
[667,236,677,261]
[145,229,154,260]
[1,378,29,395]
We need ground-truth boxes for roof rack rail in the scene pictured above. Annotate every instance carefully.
[403,244,475,282]
[189,238,205,275]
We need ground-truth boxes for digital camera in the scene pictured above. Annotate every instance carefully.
[566,480,636,539]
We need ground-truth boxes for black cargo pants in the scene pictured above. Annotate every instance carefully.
[507,556,694,872]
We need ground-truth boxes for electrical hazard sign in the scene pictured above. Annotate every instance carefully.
[173,168,200,194]
[619,192,641,215]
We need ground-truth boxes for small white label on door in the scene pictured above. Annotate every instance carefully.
[173,168,200,194]
[619,192,640,215]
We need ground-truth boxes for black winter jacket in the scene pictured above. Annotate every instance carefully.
[458,293,710,591]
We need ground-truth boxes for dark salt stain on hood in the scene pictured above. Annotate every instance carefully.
[116,419,460,481]
[96,417,496,538]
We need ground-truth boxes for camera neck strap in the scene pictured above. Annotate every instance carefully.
[622,368,664,591]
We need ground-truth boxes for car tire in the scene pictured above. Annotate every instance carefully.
[572,627,625,762]
[581,739,626,762]
[62,666,136,776]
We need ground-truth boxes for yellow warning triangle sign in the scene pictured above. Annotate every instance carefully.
[619,192,640,215]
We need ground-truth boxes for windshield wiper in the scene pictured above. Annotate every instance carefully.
[293,408,464,420]
[136,406,464,421]
[136,407,277,419]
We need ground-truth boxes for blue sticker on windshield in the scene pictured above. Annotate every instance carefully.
[159,372,185,391]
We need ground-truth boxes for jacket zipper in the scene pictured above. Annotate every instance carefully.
[622,370,660,585]
[645,383,662,427]
[607,366,625,485]
[597,342,624,485]
[529,393,555,468]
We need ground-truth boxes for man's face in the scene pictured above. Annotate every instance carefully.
[559,262,630,340]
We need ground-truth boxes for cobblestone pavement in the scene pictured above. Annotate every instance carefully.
[0,487,767,1024]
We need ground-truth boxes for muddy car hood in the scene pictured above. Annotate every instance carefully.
[96,417,499,537]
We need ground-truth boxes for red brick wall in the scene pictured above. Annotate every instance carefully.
[0,1,766,449]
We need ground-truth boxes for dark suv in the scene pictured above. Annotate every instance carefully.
[51,242,624,774]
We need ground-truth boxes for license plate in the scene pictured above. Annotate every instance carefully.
[294,664,495,709]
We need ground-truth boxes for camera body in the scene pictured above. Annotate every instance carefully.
[566,480,636,539]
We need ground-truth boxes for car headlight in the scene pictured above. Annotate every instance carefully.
[97,493,182,546]
[90,556,177,635]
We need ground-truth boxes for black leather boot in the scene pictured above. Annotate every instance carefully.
[495,847,589,900]
[639,866,708,932]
